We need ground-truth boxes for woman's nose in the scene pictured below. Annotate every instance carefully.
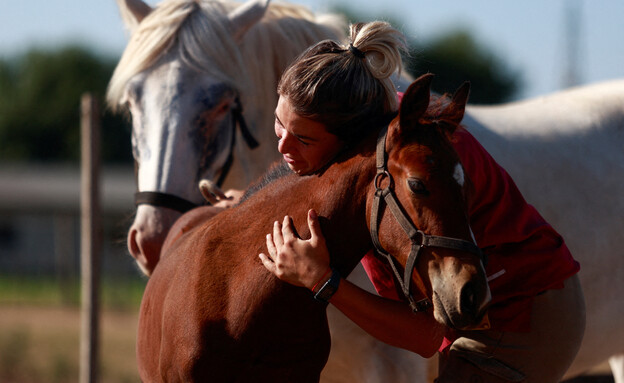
[277,134,291,154]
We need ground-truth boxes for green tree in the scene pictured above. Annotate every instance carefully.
[409,30,521,104]
[0,46,131,163]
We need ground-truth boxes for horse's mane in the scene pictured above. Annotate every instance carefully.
[107,0,346,111]
[239,160,292,203]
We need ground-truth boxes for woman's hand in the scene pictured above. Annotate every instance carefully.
[259,210,445,356]
[259,209,331,290]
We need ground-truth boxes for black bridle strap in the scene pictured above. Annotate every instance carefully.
[216,96,259,187]
[135,191,198,213]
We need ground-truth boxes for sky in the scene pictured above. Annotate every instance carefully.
[1,0,622,101]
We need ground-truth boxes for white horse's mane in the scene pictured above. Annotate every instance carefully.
[107,0,346,112]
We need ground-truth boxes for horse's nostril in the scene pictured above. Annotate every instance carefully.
[460,282,477,316]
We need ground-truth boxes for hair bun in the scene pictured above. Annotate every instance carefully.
[349,21,407,80]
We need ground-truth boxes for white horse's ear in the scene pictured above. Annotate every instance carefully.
[117,0,153,34]
[228,0,270,41]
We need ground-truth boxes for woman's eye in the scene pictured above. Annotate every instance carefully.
[407,178,429,196]
[297,137,310,146]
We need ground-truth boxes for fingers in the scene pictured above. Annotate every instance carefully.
[265,233,277,259]
[258,252,276,273]
[272,220,284,248]
[307,209,325,245]
[281,215,295,240]
[259,232,277,272]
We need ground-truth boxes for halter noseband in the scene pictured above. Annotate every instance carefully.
[369,125,486,313]
[134,96,259,213]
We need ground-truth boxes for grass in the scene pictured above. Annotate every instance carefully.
[0,274,146,309]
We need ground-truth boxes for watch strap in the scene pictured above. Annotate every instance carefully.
[314,268,341,303]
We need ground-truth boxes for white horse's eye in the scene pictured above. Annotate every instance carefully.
[217,102,230,115]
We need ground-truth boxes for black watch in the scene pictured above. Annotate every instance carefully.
[314,268,341,303]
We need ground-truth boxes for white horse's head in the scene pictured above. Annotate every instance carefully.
[108,0,345,275]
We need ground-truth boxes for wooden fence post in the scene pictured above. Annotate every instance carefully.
[80,93,101,383]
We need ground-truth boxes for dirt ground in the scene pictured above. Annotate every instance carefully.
[0,305,614,383]
[0,305,139,383]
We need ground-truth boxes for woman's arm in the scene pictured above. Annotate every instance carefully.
[258,209,445,358]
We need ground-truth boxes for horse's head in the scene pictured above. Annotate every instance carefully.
[370,74,490,329]
[109,0,276,275]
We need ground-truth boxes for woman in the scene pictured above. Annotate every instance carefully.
[256,21,585,382]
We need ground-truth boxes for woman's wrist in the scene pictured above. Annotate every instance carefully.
[310,267,332,293]
[313,268,341,303]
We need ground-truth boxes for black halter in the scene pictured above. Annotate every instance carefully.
[134,96,259,213]
[369,125,486,313]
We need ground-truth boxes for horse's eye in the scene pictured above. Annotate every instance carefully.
[407,178,430,196]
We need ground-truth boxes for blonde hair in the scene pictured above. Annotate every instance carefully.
[278,21,408,143]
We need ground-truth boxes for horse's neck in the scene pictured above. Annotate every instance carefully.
[311,155,377,275]
[224,152,377,276]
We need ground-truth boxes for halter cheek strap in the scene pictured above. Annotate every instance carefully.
[216,96,259,187]
[369,125,486,313]
[134,96,259,213]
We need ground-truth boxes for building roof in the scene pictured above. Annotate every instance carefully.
[0,163,135,214]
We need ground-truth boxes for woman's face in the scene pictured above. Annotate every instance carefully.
[274,96,344,175]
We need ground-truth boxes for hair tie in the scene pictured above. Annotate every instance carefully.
[348,43,366,59]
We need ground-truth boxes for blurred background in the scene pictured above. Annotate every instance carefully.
[0,0,621,382]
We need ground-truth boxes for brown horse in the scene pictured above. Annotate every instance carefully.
[137,75,490,382]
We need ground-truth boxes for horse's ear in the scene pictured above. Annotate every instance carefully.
[441,81,471,133]
[228,0,271,41]
[399,73,434,130]
[116,0,152,34]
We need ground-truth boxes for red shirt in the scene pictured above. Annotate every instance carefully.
[361,126,580,333]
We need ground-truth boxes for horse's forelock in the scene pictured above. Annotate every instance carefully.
[108,0,198,109]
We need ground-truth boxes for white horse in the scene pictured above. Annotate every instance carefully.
[463,80,624,382]
[109,0,624,381]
